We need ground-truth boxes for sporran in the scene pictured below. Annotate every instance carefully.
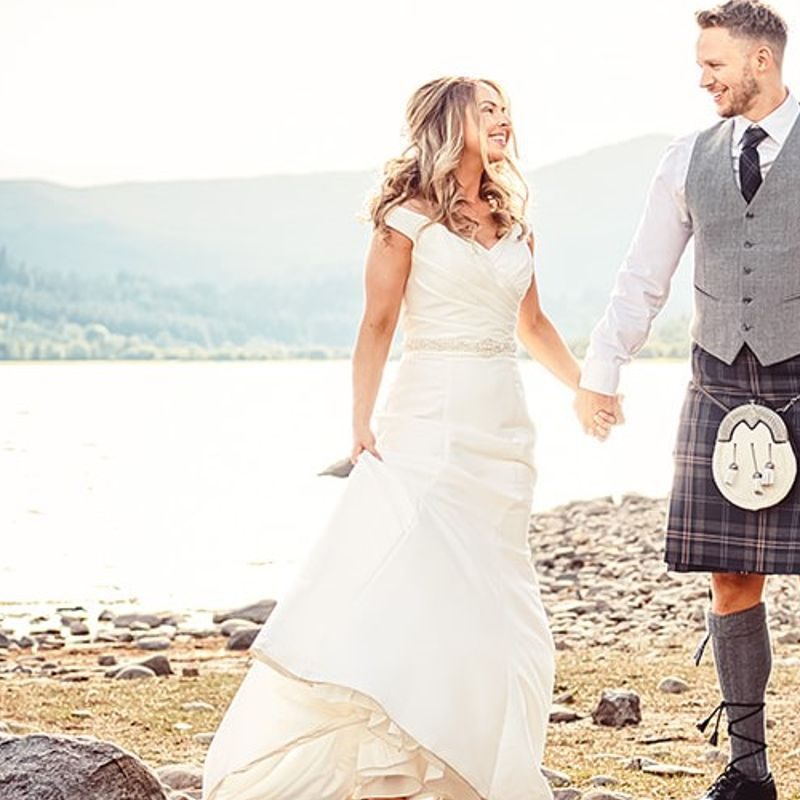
[694,383,800,511]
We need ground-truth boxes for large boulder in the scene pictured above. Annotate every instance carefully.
[0,734,168,799]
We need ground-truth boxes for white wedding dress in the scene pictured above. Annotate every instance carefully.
[203,206,555,800]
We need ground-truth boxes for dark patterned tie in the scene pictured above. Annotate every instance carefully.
[739,125,769,203]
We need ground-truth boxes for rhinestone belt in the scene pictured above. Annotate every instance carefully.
[404,336,517,357]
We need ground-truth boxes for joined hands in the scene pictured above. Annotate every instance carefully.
[574,388,625,441]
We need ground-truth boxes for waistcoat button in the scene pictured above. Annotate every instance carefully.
[743,266,754,274]
[745,211,755,219]
[742,323,753,332]
[743,297,753,304]
[744,241,754,248]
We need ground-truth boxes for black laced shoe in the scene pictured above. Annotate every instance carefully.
[698,764,776,800]
[695,701,775,799]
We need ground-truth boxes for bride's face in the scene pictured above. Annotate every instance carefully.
[463,83,512,163]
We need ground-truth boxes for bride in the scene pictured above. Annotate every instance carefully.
[203,76,607,800]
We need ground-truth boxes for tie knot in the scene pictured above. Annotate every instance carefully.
[741,125,768,150]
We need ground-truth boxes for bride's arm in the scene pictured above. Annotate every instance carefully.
[350,229,412,462]
[516,273,581,393]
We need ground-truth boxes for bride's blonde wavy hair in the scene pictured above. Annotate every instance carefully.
[370,76,529,243]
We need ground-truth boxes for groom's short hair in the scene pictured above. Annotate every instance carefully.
[696,0,788,64]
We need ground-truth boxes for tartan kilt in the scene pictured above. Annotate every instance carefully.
[665,344,800,574]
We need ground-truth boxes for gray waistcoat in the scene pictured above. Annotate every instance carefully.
[685,112,800,365]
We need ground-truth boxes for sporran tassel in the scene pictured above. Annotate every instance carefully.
[762,443,776,487]
[724,443,739,487]
[750,443,765,495]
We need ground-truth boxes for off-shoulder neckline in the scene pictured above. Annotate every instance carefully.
[392,204,511,254]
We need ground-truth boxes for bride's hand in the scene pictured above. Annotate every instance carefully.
[574,388,624,441]
[351,425,382,464]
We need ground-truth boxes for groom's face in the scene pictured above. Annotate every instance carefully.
[697,27,760,118]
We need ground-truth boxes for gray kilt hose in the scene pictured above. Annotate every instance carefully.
[665,344,800,574]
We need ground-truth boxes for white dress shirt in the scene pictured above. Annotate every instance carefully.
[581,90,800,396]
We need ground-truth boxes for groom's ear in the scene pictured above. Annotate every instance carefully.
[752,43,775,73]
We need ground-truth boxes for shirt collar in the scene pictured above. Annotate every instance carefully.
[733,90,799,147]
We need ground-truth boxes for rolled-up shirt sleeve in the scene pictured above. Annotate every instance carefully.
[580,132,697,395]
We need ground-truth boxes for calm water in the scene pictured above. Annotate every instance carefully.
[0,359,689,612]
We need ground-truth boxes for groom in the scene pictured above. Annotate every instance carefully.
[576,1,796,798]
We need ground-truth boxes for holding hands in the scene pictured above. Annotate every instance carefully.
[574,388,625,441]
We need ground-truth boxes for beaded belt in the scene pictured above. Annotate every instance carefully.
[404,336,517,357]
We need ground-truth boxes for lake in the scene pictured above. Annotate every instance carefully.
[0,359,690,613]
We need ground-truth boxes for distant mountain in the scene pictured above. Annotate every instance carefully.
[0,135,694,358]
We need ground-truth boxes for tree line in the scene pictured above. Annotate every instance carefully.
[0,246,689,361]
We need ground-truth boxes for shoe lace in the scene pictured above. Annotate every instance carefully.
[697,700,767,770]
[707,763,744,792]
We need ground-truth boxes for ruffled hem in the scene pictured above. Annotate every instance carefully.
[203,650,484,800]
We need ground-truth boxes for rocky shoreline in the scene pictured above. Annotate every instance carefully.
[530,494,800,647]
[2,495,800,799]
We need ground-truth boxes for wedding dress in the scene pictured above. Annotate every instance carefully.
[203,205,555,800]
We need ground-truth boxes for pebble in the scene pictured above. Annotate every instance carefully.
[182,667,200,678]
[113,666,156,681]
[583,793,631,800]
[219,619,257,637]
[156,763,203,791]
[68,622,90,636]
[623,756,659,771]
[227,628,260,651]
[137,655,173,676]
[136,637,172,652]
[212,599,277,626]
[542,767,571,787]
[70,709,92,719]
[173,722,192,732]
[589,775,619,787]
[59,610,87,626]
[553,791,582,800]
[642,762,703,776]
[97,655,117,667]
[181,702,214,713]
[549,705,581,724]
[193,732,215,745]
[60,673,91,683]
[658,676,690,694]
[591,690,641,728]
[113,613,164,629]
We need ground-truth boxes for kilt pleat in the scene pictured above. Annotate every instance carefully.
[665,344,800,574]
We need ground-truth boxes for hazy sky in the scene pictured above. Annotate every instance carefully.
[2,0,799,185]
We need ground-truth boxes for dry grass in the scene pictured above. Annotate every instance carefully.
[550,640,800,799]
[2,637,800,798]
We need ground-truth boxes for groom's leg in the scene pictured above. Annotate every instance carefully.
[708,572,771,780]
